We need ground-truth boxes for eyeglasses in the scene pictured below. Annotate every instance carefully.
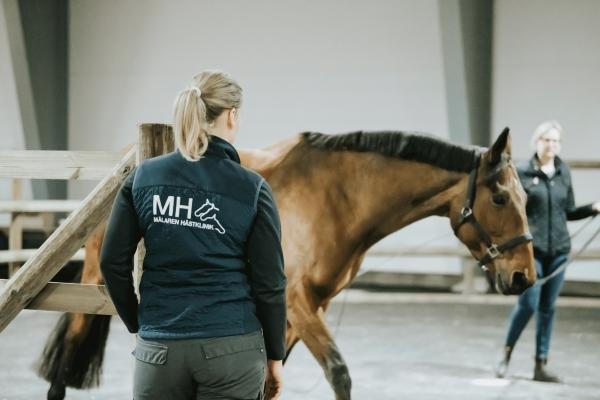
[538,138,560,144]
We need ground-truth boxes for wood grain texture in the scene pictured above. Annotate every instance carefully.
[0,146,136,332]
[0,150,123,180]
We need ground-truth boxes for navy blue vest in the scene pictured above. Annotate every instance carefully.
[132,137,264,339]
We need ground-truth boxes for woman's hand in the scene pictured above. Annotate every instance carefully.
[264,359,283,400]
[593,201,600,214]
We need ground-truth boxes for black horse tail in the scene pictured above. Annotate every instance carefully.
[35,313,112,389]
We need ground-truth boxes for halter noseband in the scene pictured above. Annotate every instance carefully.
[453,154,533,272]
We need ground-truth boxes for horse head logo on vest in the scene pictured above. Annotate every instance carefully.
[194,199,226,234]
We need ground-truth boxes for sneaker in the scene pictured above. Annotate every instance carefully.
[495,346,512,378]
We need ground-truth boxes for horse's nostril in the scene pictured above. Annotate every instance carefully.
[511,271,530,292]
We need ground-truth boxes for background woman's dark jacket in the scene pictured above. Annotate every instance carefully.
[517,155,596,256]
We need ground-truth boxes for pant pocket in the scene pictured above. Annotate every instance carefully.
[133,338,168,365]
[195,331,266,399]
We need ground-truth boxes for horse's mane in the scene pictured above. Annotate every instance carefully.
[301,131,482,173]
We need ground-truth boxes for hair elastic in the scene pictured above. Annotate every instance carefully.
[188,86,202,97]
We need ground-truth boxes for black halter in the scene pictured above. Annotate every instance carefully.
[453,154,533,272]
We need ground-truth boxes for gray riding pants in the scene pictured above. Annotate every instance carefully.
[133,330,267,400]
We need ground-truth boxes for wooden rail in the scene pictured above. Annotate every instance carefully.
[567,160,600,169]
[0,200,80,213]
[0,280,115,315]
[0,146,136,332]
[0,249,85,264]
[2,244,597,315]
[0,150,123,180]
[0,125,172,325]
[368,247,600,260]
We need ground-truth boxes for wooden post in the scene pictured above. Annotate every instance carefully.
[133,124,174,297]
[7,214,24,277]
[0,146,136,333]
[8,179,23,277]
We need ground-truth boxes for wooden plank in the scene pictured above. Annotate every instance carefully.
[133,124,175,296]
[137,123,174,164]
[0,249,85,264]
[567,160,600,169]
[8,214,24,277]
[0,279,116,315]
[0,146,136,333]
[367,247,600,260]
[0,150,123,180]
[0,200,80,213]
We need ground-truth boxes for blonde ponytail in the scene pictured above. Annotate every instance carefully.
[173,88,209,161]
[173,71,242,161]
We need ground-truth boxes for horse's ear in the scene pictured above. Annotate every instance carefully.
[487,127,511,166]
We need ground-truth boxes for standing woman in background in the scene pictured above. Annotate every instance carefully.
[495,120,600,382]
[101,71,286,400]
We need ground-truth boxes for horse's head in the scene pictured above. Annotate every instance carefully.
[451,128,535,295]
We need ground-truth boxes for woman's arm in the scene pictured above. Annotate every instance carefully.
[246,180,287,361]
[565,183,599,221]
[100,172,142,333]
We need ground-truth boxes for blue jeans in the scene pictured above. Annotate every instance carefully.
[504,253,568,358]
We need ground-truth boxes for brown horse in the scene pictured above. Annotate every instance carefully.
[37,128,534,400]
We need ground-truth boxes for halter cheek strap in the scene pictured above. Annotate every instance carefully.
[453,154,533,272]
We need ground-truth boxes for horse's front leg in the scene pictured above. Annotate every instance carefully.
[288,282,352,400]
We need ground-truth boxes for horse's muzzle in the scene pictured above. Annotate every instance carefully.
[496,271,532,295]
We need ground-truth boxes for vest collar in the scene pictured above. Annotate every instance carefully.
[204,135,241,164]
[528,153,565,176]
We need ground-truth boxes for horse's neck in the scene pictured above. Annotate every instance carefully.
[341,155,467,248]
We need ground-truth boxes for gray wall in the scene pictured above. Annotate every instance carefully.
[68,0,448,150]
[0,1,31,225]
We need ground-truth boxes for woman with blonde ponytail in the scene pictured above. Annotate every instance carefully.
[101,71,286,400]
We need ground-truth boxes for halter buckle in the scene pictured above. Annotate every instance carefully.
[460,207,473,218]
[486,244,500,260]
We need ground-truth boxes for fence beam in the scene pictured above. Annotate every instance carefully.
[0,150,123,180]
[0,200,80,213]
[0,146,136,333]
[0,249,85,264]
[0,280,116,315]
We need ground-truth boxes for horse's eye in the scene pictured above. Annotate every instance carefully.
[492,193,508,206]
